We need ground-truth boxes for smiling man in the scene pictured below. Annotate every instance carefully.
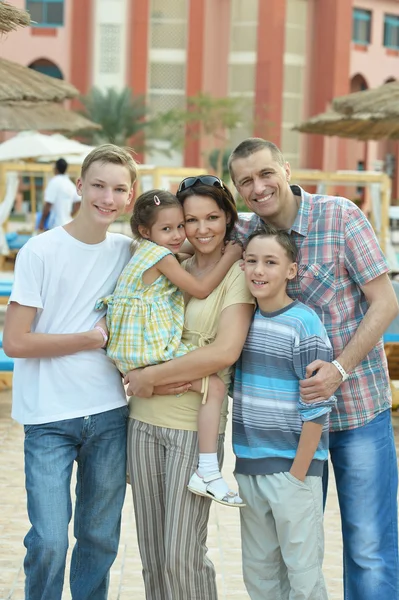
[229,137,399,600]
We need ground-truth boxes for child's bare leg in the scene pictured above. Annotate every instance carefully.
[190,375,222,453]
[188,375,244,506]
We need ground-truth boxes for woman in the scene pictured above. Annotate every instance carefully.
[126,176,254,600]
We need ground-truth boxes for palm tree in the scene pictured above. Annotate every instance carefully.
[79,87,149,149]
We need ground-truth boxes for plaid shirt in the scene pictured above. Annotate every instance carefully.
[235,185,391,431]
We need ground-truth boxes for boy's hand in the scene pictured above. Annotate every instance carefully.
[124,368,154,398]
[94,317,108,336]
[93,317,108,348]
[300,359,342,402]
[289,467,306,482]
[223,241,243,263]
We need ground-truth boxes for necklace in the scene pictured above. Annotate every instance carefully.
[192,258,221,277]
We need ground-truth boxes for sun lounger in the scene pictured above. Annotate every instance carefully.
[0,281,13,305]
[0,344,13,388]
[5,232,31,251]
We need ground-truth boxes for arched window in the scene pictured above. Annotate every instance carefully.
[350,74,368,93]
[28,58,63,80]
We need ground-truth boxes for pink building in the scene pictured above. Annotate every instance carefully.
[1,1,399,196]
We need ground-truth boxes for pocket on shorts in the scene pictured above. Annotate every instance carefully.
[282,471,310,490]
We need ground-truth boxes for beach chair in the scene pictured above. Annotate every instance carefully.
[384,281,399,410]
[0,280,13,305]
[0,333,13,389]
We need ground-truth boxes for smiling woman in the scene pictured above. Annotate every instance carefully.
[122,180,255,599]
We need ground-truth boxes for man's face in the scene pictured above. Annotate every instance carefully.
[231,149,291,221]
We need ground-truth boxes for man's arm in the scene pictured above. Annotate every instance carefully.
[3,303,106,358]
[300,273,399,401]
[290,421,323,481]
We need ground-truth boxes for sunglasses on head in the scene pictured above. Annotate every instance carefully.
[177,175,223,193]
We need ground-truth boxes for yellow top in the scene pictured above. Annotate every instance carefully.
[129,260,255,432]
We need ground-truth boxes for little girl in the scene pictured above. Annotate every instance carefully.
[97,189,244,506]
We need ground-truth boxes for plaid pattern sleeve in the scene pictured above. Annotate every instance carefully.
[234,213,262,245]
[343,204,389,287]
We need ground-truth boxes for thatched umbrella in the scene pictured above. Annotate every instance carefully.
[0,1,30,33]
[0,57,79,102]
[293,109,399,141]
[0,102,101,133]
[332,81,399,117]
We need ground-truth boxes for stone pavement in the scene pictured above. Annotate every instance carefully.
[1,389,398,600]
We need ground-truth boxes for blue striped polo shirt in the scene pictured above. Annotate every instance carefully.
[233,300,336,476]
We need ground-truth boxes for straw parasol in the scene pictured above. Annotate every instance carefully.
[332,80,399,117]
[0,102,101,133]
[0,1,30,33]
[0,57,79,102]
[293,109,399,141]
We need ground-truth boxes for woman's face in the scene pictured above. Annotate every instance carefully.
[183,195,228,255]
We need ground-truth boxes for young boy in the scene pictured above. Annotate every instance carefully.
[233,225,336,600]
[4,145,137,600]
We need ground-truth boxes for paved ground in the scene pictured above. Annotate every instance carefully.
[0,395,347,600]
[1,384,398,599]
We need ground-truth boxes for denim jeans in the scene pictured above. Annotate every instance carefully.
[323,409,399,600]
[23,405,128,600]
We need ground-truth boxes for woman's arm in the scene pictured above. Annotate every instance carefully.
[158,242,242,299]
[124,302,253,397]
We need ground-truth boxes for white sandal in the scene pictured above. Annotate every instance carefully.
[187,471,246,507]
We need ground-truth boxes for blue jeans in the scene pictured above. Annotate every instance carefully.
[323,409,399,599]
[23,406,128,600]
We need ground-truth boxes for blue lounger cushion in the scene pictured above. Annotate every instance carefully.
[5,233,31,250]
[0,348,13,371]
[384,333,399,343]
[0,282,13,297]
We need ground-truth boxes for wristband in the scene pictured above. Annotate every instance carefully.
[94,325,108,348]
[331,359,349,382]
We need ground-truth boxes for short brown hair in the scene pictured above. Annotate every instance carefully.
[130,189,181,239]
[228,138,285,181]
[81,144,138,185]
[177,182,238,240]
[246,224,297,262]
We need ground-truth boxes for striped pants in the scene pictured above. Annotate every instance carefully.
[127,419,224,600]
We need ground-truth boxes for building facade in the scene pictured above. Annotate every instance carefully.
[2,0,399,195]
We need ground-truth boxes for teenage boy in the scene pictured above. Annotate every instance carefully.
[4,144,137,600]
[229,138,399,600]
[233,226,336,600]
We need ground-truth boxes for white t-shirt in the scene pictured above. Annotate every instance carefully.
[10,227,132,425]
[44,174,79,228]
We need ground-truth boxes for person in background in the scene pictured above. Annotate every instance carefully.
[37,158,81,231]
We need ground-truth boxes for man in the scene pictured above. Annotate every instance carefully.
[37,157,81,231]
[228,137,399,600]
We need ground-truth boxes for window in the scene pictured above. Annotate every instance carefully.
[27,0,64,27]
[384,14,399,50]
[352,8,371,45]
